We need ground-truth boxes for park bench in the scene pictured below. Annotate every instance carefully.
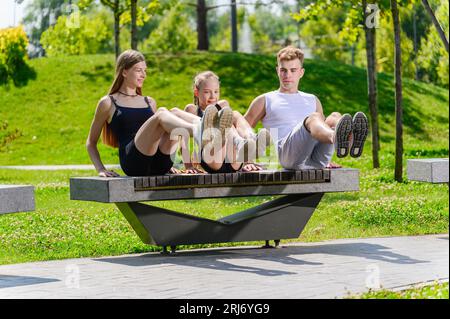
[0,185,35,215]
[407,158,449,184]
[70,168,359,254]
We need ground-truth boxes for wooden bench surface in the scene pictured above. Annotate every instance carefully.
[134,168,330,190]
[70,168,359,203]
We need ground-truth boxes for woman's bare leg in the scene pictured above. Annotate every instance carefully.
[134,108,196,156]
[170,107,201,124]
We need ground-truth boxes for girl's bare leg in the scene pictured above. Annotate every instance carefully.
[232,110,255,139]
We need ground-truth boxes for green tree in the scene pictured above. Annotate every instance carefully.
[40,13,110,56]
[375,11,416,78]
[141,4,196,53]
[79,0,129,58]
[418,0,449,86]
[391,0,404,182]
[22,0,70,57]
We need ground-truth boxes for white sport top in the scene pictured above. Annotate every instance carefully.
[262,90,317,145]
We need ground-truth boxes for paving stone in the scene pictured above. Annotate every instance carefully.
[0,234,447,299]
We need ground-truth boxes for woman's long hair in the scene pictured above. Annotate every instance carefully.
[102,49,146,148]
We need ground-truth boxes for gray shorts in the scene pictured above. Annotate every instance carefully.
[278,120,334,169]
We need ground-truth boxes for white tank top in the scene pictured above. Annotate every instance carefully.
[262,90,317,145]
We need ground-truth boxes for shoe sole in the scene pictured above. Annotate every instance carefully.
[335,114,353,158]
[201,105,219,149]
[215,108,233,149]
[350,112,369,158]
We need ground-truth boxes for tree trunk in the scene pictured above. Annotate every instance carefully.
[413,10,419,81]
[391,0,404,182]
[421,0,449,54]
[363,0,380,169]
[112,0,121,59]
[131,0,138,50]
[231,0,238,52]
[197,0,209,51]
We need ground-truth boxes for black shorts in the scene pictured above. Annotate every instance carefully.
[119,140,173,176]
[200,156,243,174]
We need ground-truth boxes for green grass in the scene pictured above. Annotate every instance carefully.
[347,281,449,299]
[0,52,448,269]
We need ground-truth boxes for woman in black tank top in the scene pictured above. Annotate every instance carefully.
[86,50,211,177]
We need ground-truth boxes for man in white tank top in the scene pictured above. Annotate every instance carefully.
[244,46,368,169]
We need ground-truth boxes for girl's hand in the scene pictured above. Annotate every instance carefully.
[184,168,203,174]
[241,163,263,172]
[98,169,120,177]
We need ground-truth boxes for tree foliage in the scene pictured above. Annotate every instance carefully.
[418,0,449,86]
[22,0,70,57]
[40,13,111,57]
[141,4,196,53]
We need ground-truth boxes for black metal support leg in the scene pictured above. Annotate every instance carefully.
[116,193,324,248]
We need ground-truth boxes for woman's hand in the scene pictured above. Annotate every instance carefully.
[169,167,182,174]
[98,169,120,177]
[241,163,263,172]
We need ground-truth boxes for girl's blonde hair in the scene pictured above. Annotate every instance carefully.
[193,71,220,107]
[102,49,146,148]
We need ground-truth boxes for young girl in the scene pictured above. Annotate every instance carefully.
[172,71,271,173]
[86,50,230,177]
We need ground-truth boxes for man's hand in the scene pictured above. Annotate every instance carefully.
[326,162,342,169]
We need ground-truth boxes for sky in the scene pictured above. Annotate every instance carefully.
[0,0,30,29]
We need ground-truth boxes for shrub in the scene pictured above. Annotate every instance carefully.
[0,25,34,87]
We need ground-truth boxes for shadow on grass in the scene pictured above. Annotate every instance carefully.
[0,60,37,88]
[80,62,114,83]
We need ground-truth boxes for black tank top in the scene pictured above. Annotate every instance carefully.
[108,95,154,148]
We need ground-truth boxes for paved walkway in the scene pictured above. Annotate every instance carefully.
[0,234,448,299]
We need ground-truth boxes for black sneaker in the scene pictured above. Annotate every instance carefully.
[334,114,353,158]
[350,112,369,158]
